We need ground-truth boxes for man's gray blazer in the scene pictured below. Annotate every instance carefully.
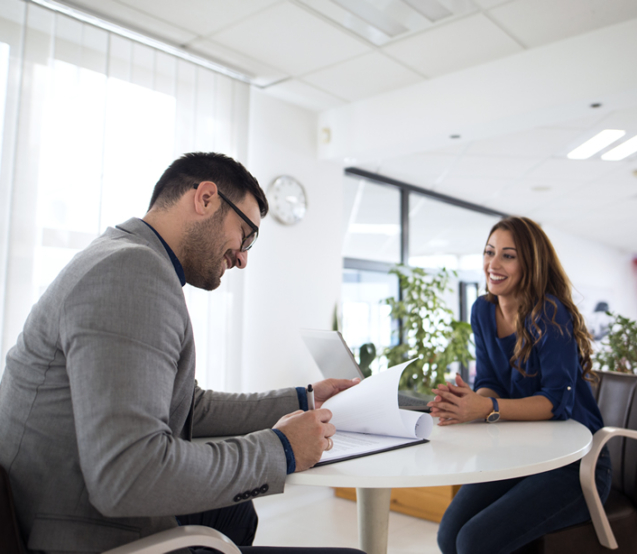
[0,218,300,553]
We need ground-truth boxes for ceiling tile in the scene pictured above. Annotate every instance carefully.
[187,38,287,86]
[529,181,637,222]
[549,111,608,130]
[489,0,637,48]
[116,0,279,37]
[472,0,511,8]
[447,154,541,180]
[211,2,371,75]
[484,186,579,215]
[373,152,458,188]
[59,0,197,44]
[431,142,469,155]
[591,162,637,186]
[432,176,508,206]
[525,158,618,182]
[302,52,423,102]
[383,13,523,78]
[596,106,637,132]
[466,128,583,158]
[263,79,345,112]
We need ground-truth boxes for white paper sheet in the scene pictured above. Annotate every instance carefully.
[317,360,434,464]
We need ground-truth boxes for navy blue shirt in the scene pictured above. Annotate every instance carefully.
[471,295,604,433]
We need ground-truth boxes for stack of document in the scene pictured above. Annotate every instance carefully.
[318,360,434,466]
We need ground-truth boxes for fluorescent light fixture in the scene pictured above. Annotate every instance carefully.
[349,224,401,236]
[601,134,637,161]
[331,0,408,37]
[403,0,453,22]
[567,129,626,160]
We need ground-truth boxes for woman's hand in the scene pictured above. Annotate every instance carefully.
[427,374,492,426]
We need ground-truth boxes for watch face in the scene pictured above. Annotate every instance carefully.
[487,412,500,423]
[268,176,307,225]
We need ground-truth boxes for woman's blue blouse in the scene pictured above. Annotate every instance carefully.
[471,295,604,433]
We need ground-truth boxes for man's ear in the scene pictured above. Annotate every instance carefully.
[193,181,219,216]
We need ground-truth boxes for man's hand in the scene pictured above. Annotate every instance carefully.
[273,409,335,472]
[312,377,360,408]
[427,374,492,426]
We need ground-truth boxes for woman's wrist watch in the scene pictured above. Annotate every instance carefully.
[486,397,500,423]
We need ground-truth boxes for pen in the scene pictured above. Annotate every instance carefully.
[307,384,315,410]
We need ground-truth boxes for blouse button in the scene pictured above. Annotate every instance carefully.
[567,386,572,390]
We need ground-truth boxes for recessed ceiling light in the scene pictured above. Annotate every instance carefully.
[567,129,626,160]
[601,135,637,161]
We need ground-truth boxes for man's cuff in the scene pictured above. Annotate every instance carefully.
[296,386,308,411]
[272,429,296,474]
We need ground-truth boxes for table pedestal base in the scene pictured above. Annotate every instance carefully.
[356,488,391,554]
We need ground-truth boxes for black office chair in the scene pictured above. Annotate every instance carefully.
[517,370,637,553]
[0,463,25,554]
[0,463,241,554]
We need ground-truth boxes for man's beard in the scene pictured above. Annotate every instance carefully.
[181,210,230,291]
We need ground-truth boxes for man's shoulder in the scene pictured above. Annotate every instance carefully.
[56,220,177,297]
[85,219,167,267]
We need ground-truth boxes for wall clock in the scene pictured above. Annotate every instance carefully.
[268,175,307,225]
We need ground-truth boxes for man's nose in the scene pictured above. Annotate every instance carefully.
[235,250,248,269]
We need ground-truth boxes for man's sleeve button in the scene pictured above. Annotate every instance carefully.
[233,494,242,502]
[251,488,260,497]
[242,491,251,500]
[259,484,269,494]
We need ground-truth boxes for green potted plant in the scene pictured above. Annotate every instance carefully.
[593,312,637,374]
[383,265,474,395]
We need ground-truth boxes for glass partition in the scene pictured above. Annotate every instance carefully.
[342,175,401,264]
[342,267,398,375]
[408,193,500,274]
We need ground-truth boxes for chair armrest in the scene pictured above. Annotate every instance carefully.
[101,525,242,554]
[580,426,637,550]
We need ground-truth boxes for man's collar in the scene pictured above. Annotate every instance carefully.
[139,219,186,287]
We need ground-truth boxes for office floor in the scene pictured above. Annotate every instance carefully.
[253,484,442,553]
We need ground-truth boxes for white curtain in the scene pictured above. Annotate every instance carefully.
[0,0,249,390]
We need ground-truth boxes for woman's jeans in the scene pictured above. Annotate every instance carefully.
[437,446,612,554]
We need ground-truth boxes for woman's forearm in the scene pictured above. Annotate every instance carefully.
[476,388,554,421]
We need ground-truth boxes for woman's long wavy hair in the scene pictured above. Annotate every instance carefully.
[484,217,595,381]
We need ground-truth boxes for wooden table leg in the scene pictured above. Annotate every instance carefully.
[356,488,391,554]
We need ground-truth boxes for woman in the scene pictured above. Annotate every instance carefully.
[428,216,612,554]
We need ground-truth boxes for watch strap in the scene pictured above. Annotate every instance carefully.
[486,397,500,423]
[490,397,499,412]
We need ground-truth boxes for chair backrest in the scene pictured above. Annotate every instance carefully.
[591,370,637,505]
[0,464,26,554]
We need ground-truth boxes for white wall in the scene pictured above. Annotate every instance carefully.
[545,224,637,322]
[241,90,343,392]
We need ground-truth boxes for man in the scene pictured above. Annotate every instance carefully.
[0,152,360,554]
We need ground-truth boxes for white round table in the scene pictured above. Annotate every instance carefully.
[287,419,592,554]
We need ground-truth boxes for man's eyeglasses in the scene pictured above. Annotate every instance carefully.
[193,184,259,252]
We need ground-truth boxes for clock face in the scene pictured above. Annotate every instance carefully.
[268,176,307,225]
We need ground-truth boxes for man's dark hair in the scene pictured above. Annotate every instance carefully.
[148,152,268,216]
